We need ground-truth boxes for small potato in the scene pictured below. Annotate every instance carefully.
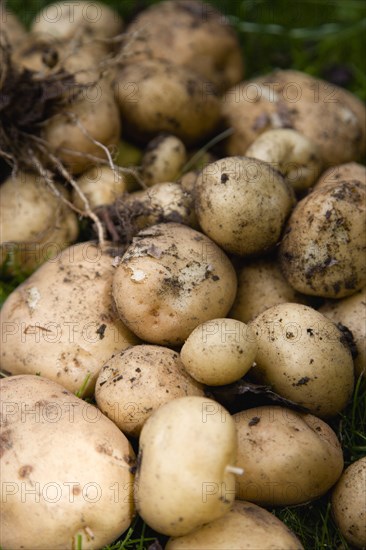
[195,156,294,256]
[230,258,307,323]
[250,303,354,417]
[235,406,344,506]
[0,375,135,550]
[142,134,187,187]
[135,396,239,536]
[314,162,366,190]
[180,319,257,385]
[95,345,204,437]
[166,500,304,549]
[112,223,237,346]
[72,166,128,210]
[279,181,366,298]
[331,457,366,549]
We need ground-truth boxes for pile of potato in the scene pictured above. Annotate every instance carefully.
[1,1,366,549]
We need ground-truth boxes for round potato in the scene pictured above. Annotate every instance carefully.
[195,156,294,256]
[331,457,366,549]
[180,318,257,385]
[95,345,204,437]
[112,223,237,346]
[235,406,344,506]
[166,500,304,549]
[250,303,354,417]
[141,134,187,187]
[0,374,135,550]
[314,162,366,190]
[72,166,128,210]
[0,242,138,395]
[279,181,366,298]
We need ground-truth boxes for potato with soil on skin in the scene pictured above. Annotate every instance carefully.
[124,0,244,93]
[319,287,366,377]
[222,70,366,167]
[331,457,366,549]
[235,406,344,506]
[135,396,239,536]
[166,500,304,549]
[112,223,237,346]
[279,180,366,298]
[195,156,294,256]
[0,171,78,274]
[95,345,204,437]
[141,134,187,187]
[180,318,257,386]
[314,162,366,190]
[250,303,354,418]
[0,374,135,550]
[114,59,221,147]
[0,242,138,395]
[72,166,128,210]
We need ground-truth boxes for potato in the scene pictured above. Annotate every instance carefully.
[195,156,294,256]
[250,303,354,417]
[72,166,128,210]
[279,181,366,298]
[166,500,304,549]
[95,345,204,437]
[1,9,27,47]
[112,223,237,346]
[125,0,244,92]
[0,242,138,395]
[222,70,366,166]
[314,162,366,190]
[0,171,78,274]
[0,375,135,550]
[141,134,187,187]
[319,287,366,377]
[331,457,366,549]
[134,396,239,536]
[180,318,257,385]
[235,406,344,506]
[230,258,307,323]
[114,59,221,146]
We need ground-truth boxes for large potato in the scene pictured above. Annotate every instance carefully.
[250,303,354,417]
[195,157,294,256]
[135,396,239,536]
[279,181,366,298]
[0,375,135,550]
[112,223,237,345]
[235,406,344,506]
[222,70,366,166]
[0,242,138,395]
[166,500,304,549]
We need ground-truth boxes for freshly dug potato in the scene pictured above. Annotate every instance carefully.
[180,318,257,385]
[114,59,221,146]
[251,303,354,417]
[125,0,244,92]
[0,171,78,274]
[135,396,239,536]
[235,406,344,506]
[195,156,294,256]
[112,223,237,346]
[95,345,204,437]
[331,457,366,549]
[166,500,304,549]
[230,258,307,323]
[314,162,366,190]
[0,375,135,550]
[31,1,123,42]
[279,180,366,298]
[222,70,366,166]
[72,166,128,210]
[0,242,138,395]
[245,129,322,192]
[1,9,27,47]
[141,134,187,187]
[319,287,366,377]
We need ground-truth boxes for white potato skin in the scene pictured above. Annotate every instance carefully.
[135,396,238,537]
[0,375,135,550]
[141,134,187,187]
[331,457,366,549]
[250,303,354,417]
[0,242,138,395]
[235,406,344,506]
[314,162,366,190]
[73,166,128,210]
[166,500,304,549]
